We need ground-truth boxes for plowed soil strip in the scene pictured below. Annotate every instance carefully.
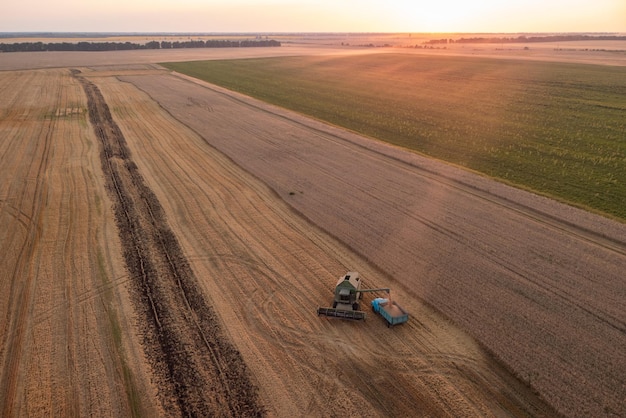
[74,70,263,417]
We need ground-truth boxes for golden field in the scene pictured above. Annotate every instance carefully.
[1,41,625,417]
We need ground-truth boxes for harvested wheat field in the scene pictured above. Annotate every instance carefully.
[0,68,158,416]
[1,51,625,418]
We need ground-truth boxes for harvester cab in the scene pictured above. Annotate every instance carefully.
[334,272,362,310]
[317,272,390,321]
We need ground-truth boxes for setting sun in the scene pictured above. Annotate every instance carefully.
[390,0,489,32]
[379,0,626,33]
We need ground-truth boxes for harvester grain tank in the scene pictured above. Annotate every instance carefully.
[317,272,392,321]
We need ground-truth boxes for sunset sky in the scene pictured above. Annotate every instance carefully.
[3,0,626,33]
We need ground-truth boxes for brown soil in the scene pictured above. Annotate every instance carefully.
[2,49,625,418]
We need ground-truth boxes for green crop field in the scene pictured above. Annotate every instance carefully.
[162,54,626,220]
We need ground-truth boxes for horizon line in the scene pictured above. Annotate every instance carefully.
[2,31,626,36]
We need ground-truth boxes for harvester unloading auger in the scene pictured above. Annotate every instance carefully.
[317,272,390,320]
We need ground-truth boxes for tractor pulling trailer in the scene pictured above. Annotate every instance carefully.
[317,272,408,327]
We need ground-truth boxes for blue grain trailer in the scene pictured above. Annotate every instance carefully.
[371,298,408,327]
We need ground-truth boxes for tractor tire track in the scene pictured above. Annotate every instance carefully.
[73,70,263,417]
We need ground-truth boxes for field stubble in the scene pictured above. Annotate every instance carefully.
[1,53,624,417]
[124,69,626,417]
[92,66,558,417]
[0,66,555,416]
[0,69,158,416]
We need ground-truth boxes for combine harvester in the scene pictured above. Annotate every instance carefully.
[317,272,408,326]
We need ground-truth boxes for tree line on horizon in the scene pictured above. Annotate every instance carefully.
[425,34,626,44]
[0,39,281,53]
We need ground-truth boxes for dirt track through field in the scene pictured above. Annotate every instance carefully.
[74,70,263,417]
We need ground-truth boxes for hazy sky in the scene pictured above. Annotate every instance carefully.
[3,0,626,33]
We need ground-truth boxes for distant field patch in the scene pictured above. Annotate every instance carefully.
[162,55,626,220]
